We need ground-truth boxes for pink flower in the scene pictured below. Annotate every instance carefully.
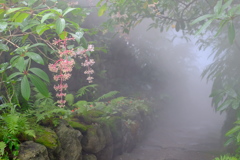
[48,64,58,73]
[56,93,66,98]
[87,45,94,52]
[54,83,68,91]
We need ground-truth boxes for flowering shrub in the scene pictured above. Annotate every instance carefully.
[48,38,95,107]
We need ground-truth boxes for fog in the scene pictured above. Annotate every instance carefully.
[82,4,227,157]
[116,21,227,156]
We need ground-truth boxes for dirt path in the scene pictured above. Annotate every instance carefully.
[114,79,225,160]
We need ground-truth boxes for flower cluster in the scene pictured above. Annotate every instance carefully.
[76,44,95,83]
[49,38,95,107]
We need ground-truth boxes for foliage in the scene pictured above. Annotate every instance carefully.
[213,154,238,160]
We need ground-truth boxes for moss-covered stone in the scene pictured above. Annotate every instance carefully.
[67,120,90,133]
[35,127,59,150]
[97,116,123,141]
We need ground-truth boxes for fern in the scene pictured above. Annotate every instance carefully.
[110,97,126,103]
[76,84,98,98]
[24,130,36,138]
[0,141,6,156]
[95,91,119,102]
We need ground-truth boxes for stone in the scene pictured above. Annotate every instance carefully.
[82,154,97,160]
[18,141,49,160]
[82,124,106,153]
[55,120,83,160]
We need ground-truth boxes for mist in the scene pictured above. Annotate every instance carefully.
[112,21,226,159]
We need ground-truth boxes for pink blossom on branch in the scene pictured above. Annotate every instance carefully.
[49,37,95,107]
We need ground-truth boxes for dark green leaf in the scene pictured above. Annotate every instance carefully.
[21,75,30,100]
[29,68,50,82]
[8,72,22,80]
[81,37,88,48]
[25,52,44,65]
[56,18,65,34]
[28,43,47,49]
[28,74,49,97]
[225,125,240,136]
[15,57,25,72]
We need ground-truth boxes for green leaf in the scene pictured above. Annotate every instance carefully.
[0,22,8,32]
[22,21,40,32]
[195,19,214,35]
[228,22,235,44]
[0,43,9,51]
[28,43,47,49]
[214,0,222,14]
[217,99,232,111]
[232,99,240,110]
[6,8,23,14]
[36,23,49,35]
[81,37,88,48]
[21,75,31,100]
[190,14,213,25]
[96,0,103,7]
[70,31,84,43]
[28,74,49,97]
[222,0,233,10]
[25,52,44,65]
[98,3,107,16]
[65,94,74,106]
[8,72,22,80]
[41,12,55,23]
[15,12,30,22]
[59,31,68,40]
[63,8,76,16]
[29,68,49,82]
[225,125,240,136]
[15,57,25,72]
[27,0,38,6]
[56,18,65,34]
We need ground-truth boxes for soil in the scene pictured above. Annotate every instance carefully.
[114,79,226,160]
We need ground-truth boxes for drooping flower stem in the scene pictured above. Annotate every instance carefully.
[48,37,95,107]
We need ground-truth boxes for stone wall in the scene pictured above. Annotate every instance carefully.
[17,107,153,160]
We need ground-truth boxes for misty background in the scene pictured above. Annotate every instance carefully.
[81,3,227,154]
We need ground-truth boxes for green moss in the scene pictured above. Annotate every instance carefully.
[82,109,105,118]
[67,121,90,133]
[35,127,59,150]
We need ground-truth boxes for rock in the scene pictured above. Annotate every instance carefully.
[18,141,49,160]
[82,154,97,160]
[95,124,113,160]
[55,120,83,160]
[82,124,106,153]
